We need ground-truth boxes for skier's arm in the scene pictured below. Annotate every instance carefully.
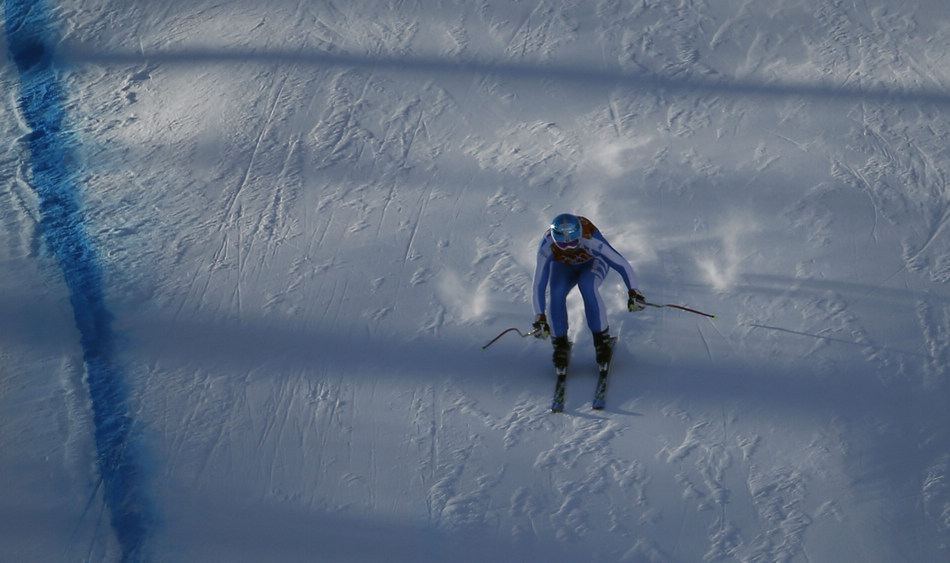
[532,240,553,316]
[591,231,639,290]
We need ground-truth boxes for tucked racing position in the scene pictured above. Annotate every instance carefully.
[531,213,646,370]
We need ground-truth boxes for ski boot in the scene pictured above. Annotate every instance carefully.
[593,329,613,366]
[552,336,571,370]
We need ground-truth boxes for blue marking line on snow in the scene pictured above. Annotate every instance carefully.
[5,1,152,560]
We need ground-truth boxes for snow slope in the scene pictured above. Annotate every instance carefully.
[3,0,950,561]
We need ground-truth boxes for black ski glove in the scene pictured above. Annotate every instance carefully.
[532,314,551,338]
[628,289,646,312]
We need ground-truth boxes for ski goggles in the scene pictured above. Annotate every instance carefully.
[554,238,580,249]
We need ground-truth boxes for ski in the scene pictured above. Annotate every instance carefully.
[551,368,567,412]
[550,338,572,413]
[551,337,615,412]
[592,364,610,410]
[592,337,617,410]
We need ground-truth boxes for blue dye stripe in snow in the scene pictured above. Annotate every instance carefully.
[5,1,152,559]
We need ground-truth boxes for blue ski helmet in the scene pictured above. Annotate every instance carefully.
[550,213,582,245]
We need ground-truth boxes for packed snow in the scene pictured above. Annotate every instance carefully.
[3,1,950,561]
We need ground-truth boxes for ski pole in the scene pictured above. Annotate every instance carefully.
[644,302,717,318]
[481,327,541,350]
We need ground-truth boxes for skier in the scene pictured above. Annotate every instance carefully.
[531,213,646,370]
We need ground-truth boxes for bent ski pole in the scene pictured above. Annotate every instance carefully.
[482,327,541,350]
[644,302,717,318]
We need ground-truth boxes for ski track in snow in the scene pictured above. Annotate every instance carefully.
[3,0,950,561]
[5,2,152,560]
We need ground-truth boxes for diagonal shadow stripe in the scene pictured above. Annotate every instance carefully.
[60,46,950,108]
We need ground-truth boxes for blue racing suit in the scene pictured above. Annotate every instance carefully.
[532,217,639,337]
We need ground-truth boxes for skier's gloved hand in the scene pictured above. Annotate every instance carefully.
[532,314,551,338]
[628,289,647,312]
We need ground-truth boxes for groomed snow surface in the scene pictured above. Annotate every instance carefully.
[3,1,950,561]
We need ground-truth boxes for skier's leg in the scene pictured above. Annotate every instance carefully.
[578,259,609,334]
[548,262,580,338]
[579,259,614,365]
